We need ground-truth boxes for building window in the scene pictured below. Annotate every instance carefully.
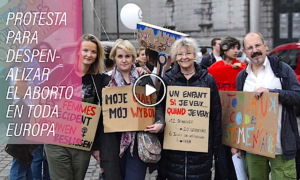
[164,0,175,30]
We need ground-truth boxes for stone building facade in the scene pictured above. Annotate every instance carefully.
[83,0,299,49]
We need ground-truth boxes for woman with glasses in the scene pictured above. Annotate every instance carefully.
[155,38,222,180]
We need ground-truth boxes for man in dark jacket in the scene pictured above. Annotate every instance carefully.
[232,32,300,180]
[200,38,222,67]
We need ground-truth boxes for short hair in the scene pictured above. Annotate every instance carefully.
[200,47,207,54]
[211,38,221,47]
[220,36,241,55]
[110,39,137,61]
[242,32,265,49]
[170,38,199,60]
[75,34,105,75]
[138,47,146,56]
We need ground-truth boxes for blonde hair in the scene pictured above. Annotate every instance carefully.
[138,47,146,56]
[170,38,199,60]
[75,34,105,75]
[110,39,137,61]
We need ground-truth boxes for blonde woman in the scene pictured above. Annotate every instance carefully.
[43,34,110,180]
[98,39,162,180]
[136,47,152,74]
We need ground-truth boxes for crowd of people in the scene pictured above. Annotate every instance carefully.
[5,31,300,180]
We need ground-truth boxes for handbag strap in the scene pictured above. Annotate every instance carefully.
[142,132,147,146]
[91,75,101,106]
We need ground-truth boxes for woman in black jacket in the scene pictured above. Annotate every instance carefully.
[156,38,222,180]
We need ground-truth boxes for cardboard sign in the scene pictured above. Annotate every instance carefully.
[0,0,61,68]
[163,86,210,152]
[137,22,189,54]
[157,54,172,77]
[220,91,279,158]
[28,98,101,151]
[102,86,156,133]
[155,54,172,90]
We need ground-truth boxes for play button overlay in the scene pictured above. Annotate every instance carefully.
[145,84,156,96]
[133,74,166,107]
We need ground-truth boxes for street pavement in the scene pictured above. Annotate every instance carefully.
[0,123,158,180]
[0,117,300,180]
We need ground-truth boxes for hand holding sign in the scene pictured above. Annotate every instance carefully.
[254,87,269,100]
[92,150,100,163]
[145,124,163,133]
[231,147,242,159]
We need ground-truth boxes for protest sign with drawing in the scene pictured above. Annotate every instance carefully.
[163,86,210,152]
[137,22,189,54]
[0,0,62,69]
[28,98,101,151]
[102,86,156,133]
[220,91,279,158]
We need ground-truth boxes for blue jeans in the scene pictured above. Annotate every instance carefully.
[9,158,33,180]
[125,145,147,180]
[31,145,50,180]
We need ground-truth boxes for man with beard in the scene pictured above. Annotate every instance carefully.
[231,32,300,180]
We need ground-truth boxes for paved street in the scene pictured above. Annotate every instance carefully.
[0,117,299,180]
[0,123,158,180]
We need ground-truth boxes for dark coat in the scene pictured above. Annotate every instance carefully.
[200,53,216,67]
[98,72,155,180]
[236,55,300,161]
[156,63,222,180]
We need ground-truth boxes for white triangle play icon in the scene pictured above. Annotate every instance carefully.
[145,84,156,96]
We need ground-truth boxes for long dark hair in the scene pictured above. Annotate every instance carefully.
[145,48,158,67]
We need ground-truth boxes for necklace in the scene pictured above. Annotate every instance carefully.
[181,68,195,75]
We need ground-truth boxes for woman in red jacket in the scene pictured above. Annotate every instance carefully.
[209,37,246,91]
[210,37,246,70]
[208,36,246,180]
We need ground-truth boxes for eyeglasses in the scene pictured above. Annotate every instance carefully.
[244,43,263,51]
[177,52,193,58]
